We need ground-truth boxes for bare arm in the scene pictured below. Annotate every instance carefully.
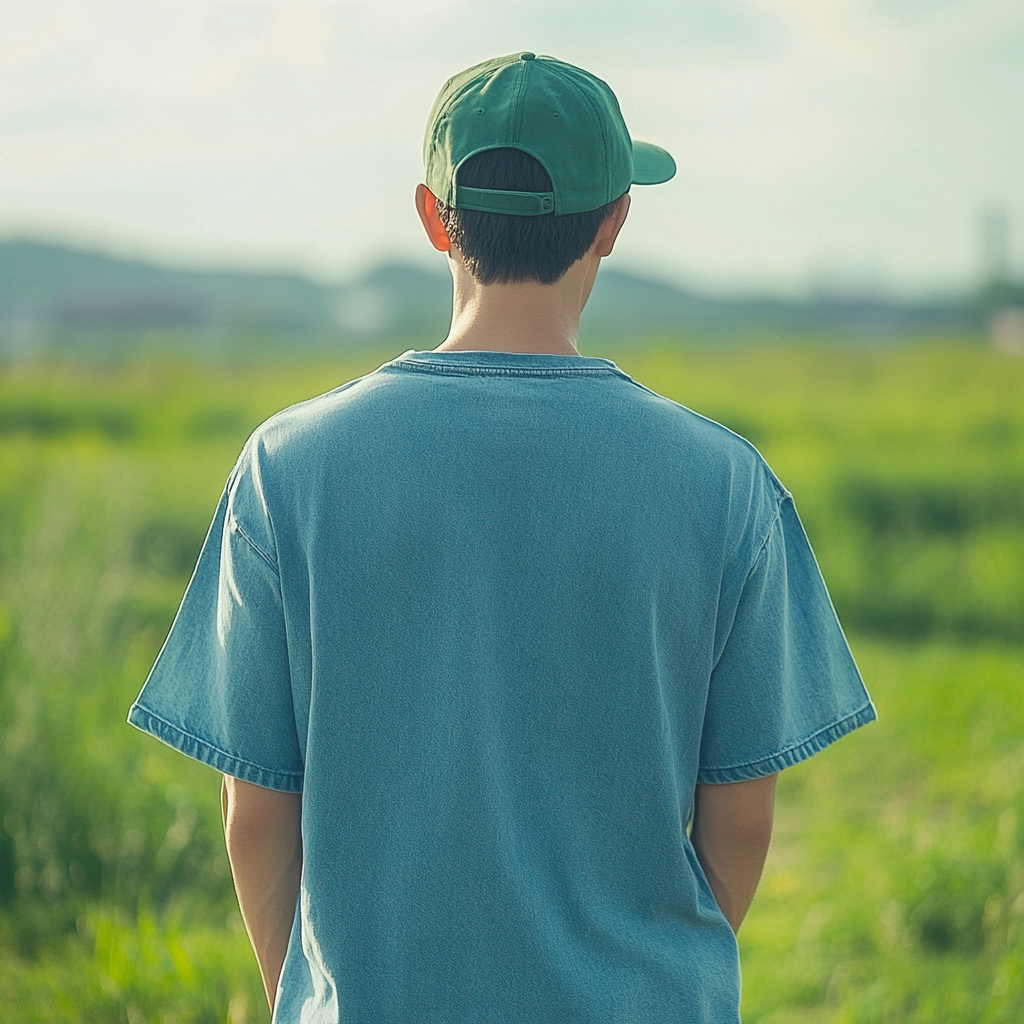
[221,776,303,1012]
[690,774,777,933]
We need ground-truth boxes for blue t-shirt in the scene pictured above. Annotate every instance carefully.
[129,349,875,1024]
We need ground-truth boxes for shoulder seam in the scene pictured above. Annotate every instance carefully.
[745,490,787,583]
[709,487,787,678]
[231,514,280,576]
[620,375,792,579]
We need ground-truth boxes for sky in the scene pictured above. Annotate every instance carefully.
[0,0,1022,297]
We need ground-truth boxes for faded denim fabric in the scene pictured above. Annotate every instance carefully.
[129,349,875,1024]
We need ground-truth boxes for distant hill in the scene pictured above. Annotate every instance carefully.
[0,239,338,331]
[580,268,980,339]
[0,238,985,359]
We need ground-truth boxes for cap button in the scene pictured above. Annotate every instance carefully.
[520,52,535,61]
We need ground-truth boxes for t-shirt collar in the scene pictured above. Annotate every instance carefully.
[390,349,619,372]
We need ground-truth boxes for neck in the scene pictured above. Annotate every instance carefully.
[434,250,599,355]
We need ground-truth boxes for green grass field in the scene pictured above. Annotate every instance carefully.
[1,340,1022,1023]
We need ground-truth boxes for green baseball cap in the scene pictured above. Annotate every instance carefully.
[424,52,676,217]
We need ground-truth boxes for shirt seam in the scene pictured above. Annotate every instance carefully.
[387,360,624,379]
[128,703,304,779]
[708,492,785,677]
[698,702,877,776]
[231,514,280,576]
[745,496,785,585]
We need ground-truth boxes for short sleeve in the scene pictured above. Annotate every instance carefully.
[127,449,304,792]
[697,494,876,784]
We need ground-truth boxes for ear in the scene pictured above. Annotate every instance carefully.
[592,193,630,258]
[415,183,452,253]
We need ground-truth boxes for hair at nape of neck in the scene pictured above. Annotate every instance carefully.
[436,148,621,286]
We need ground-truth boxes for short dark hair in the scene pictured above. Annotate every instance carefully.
[436,148,620,286]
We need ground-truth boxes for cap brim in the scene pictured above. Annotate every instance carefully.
[631,140,676,186]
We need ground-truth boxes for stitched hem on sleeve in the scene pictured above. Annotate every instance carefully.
[696,701,878,784]
[127,704,304,793]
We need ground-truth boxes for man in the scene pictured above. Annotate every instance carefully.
[129,52,875,1023]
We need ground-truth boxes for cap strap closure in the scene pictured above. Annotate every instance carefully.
[455,186,555,216]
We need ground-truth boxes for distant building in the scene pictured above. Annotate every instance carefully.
[989,308,1024,355]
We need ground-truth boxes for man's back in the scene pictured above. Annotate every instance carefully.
[131,348,873,1023]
